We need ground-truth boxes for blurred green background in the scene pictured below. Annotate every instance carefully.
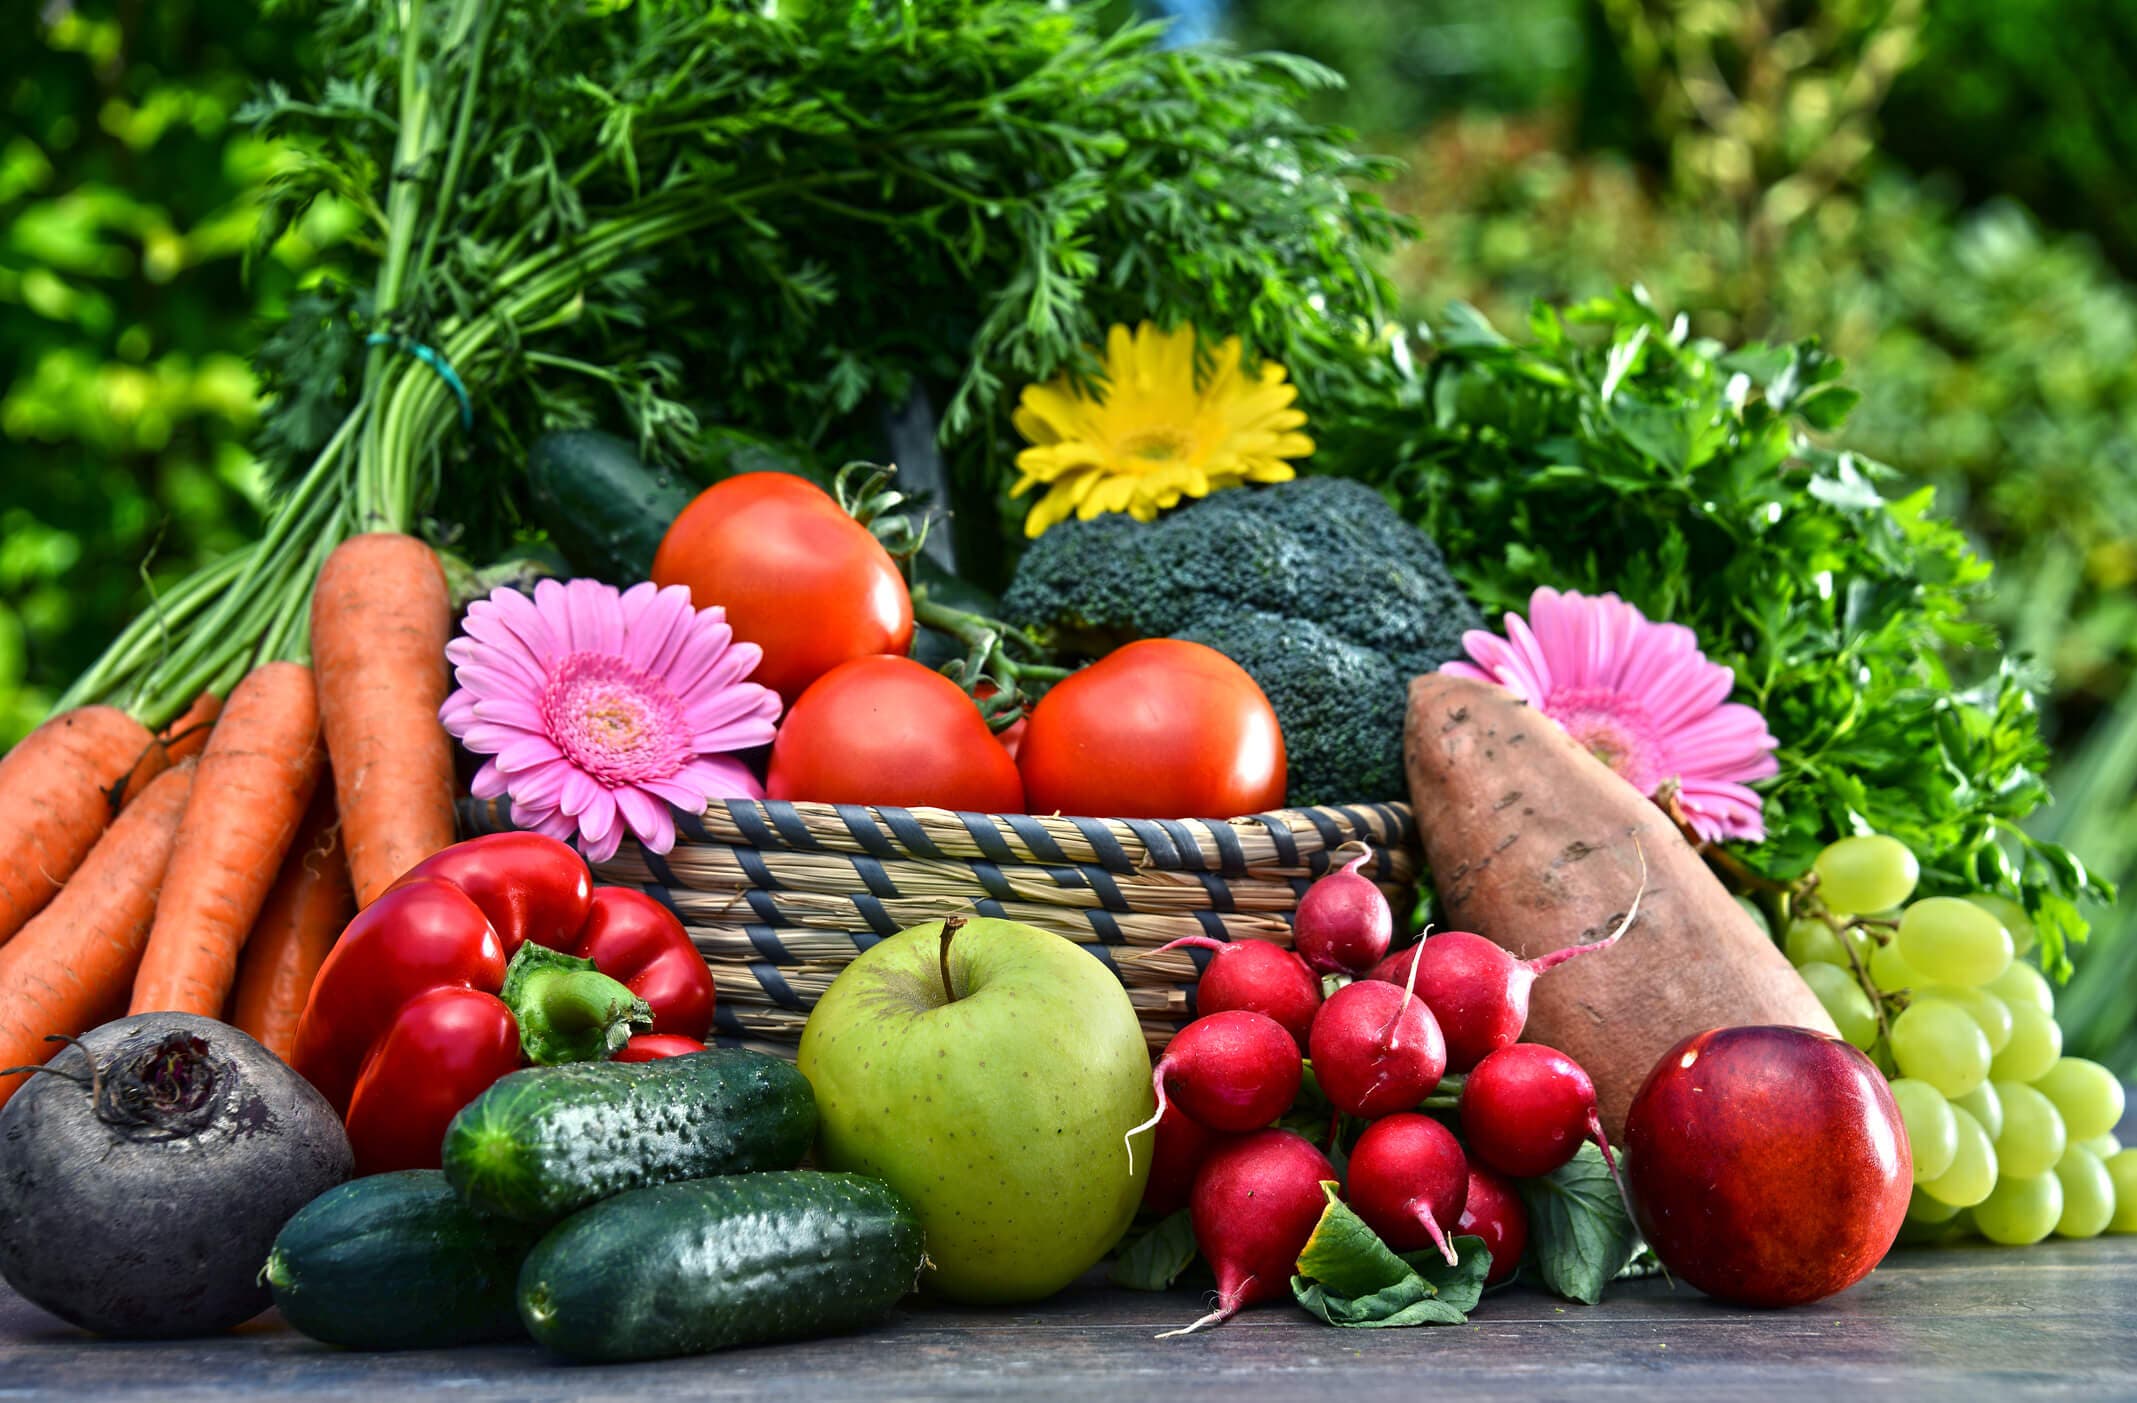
[5,0,2134,1068]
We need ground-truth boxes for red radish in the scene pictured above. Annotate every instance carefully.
[1345,1113,1469,1265]
[1153,935,1321,1053]
[1306,971,1447,1120]
[1460,1042,1622,1189]
[1456,1164,1528,1286]
[1365,867,1643,1070]
[1159,1129,1335,1338]
[1124,1010,1301,1167]
[1293,846,1392,975]
[1143,1099,1218,1217]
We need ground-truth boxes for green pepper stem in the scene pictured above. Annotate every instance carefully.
[501,943,653,1065]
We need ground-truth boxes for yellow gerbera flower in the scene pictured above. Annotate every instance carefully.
[1010,321,1314,537]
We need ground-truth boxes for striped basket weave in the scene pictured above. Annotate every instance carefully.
[460,797,1419,1054]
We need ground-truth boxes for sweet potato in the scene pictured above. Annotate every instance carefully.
[1404,673,1833,1140]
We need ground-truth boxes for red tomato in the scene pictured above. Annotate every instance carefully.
[651,474,913,704]
[1018,640,1286,819]
[768,656,1026,813]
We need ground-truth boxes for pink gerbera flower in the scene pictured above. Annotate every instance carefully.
[1442,587,1779,843]
[441,578,782,863]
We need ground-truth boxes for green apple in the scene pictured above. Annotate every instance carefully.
[798,916,1154,1303]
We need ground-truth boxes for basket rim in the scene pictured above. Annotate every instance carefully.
[463,795,1415,877]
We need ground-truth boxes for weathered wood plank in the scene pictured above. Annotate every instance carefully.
[2,1239,2132,1401]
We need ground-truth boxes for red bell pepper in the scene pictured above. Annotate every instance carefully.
[291,832,714,1175]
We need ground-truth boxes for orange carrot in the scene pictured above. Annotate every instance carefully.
[0,761,194,1110]
[129,662,324,1017]
[311,533,457,907]
[230,785,353,1061]
[157,689,224,766]
[0,705,165,949]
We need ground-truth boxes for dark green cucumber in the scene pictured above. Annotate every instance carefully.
[517,1172,922,1362]
[442,1049,816,1224]
[264,1170,541,1349]
[697,425,826,488]
[526,429,694,583]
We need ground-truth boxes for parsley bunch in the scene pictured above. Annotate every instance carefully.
[1325,289,2110,976]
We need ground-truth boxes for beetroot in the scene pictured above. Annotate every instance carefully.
[1306,978,1446,1120]
[1142,1098,1217,1217]
[1344,1113,1469,1264]
[1160,1129,1334,1337]
[1157,935,1321,1053]
[1125,1010,1300,1164]
[1456,1164,1528,1286]
[1459,1042,1621,1187]
[1293,848,1392,975]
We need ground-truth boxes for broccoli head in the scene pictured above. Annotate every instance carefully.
[1001,477,1483,806]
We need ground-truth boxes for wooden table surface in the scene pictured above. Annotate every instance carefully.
[3,1237,2132,1402]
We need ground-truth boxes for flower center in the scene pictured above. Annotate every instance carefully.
[1544,687,1667,795]
[1115,427,1194,466]
[541,652,692,786]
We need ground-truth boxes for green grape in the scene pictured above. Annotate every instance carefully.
[1889,1078,1958,1182]
[1869,939,1923,994]
[2053,1146,2115,1239]
[1897,897,2013,988]
[1954,1082,2003,1142]
[1974,1172,2063,1246]
[1890,999,1992,1098]
[1895,1205,1972,1246]
[1734,894,1773,939]
[2083,1133,2123,1158]
[1965,893,2037,957]
[1813,835,1921,914]
[1785,919,1869,970]
[1990,1004,2063,1083]
[1991,1081,2068,1179]
[1921,1105,1999,1207]
[2032,1058,2126,1142]
[1918,985,2013,1056]
[1870,1039,1899,1079]
[1985,960,2054,1016]
[1799,962,1879,1049]
[2107,1151,2137,1234]
[1906,1185,1961,1223]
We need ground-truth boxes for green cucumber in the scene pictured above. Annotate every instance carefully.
[442,1049,816,1224]
[517,1172,923,1362]
[526,429,694,583]
[698,424,825,488]
[265,1170,541,1349]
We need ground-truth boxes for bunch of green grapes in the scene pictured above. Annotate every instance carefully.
[1776,835,2137,1247]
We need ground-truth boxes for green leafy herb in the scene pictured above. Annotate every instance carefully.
[1327,288,2112,974]
[1513,1143,1639,1305]
[60,0,1409,718]
[1110,1210,1199,1292]
[1290,1183,1489,1327]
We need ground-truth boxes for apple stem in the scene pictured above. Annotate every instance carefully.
[939,915,966,1004]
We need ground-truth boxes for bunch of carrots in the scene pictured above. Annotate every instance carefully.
[0,534,459,1106]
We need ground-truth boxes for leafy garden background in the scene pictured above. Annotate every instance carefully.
[5,0,2134,1068]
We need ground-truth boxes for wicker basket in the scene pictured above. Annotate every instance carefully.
[460,797,1419,1054]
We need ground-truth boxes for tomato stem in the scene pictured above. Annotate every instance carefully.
[910,583,1073,734]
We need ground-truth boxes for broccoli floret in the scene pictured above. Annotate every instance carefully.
[1172,610,1408,808]
[1002,478,1483,805]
